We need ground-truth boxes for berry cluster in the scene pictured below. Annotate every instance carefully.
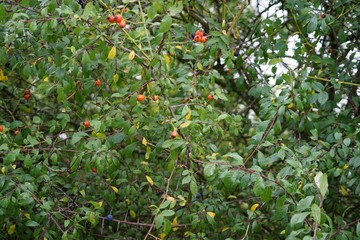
[24,89,30,100]
[193,30,207,43]
[107,14,126,28]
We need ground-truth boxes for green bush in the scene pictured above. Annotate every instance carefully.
[1,0,360,239]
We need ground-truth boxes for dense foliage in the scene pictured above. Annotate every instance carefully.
[1,0,360,239]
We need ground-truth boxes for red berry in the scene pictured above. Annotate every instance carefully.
[83,121,90,128]
[107,16,115,23]
[200,36,207,43]
[118,20,126,28]
[207,94,214,100]
[95,79,101,87]
[24,94,30,100]
[92,168,97,173]
[171,130,178,139]
[194,35,201,42]
[320,13,326,19]
[114,14,123,23]
[195,30,204,37]
[0,125,4,132]
[137,94,145,102]
[24,89,30,94]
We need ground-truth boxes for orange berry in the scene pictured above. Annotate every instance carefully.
[95,79,101,87]
[171,130,178,139]
[137,94,145,102]
[118,20,126,28]
[0,125,4,132]
[207,94,214,100]
[83,121,90,128]
[195,30,204,37]
[194,35,201,42]
[200,36,207,43]
[114,14,123,23]
[14,130,20,135]
[107,16,116,23]
[24,94,30,100]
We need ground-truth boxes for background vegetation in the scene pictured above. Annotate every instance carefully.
[1,0,360,239]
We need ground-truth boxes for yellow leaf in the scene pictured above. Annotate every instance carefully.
[250,203,260,212]
[185,109,191,120]
[24,213,31,220]
[8,224,15,235]
[163,54,170,65]
[222,227,229,232]
[146,175,154,186]
[287,102,294,109]
[136,122,140,129]
[141,161,149,165]
[130,209,136,218]
[142,137,147,146]
[113,74,119,83]
[43,77,49,82]
[1,166,5,174]
[340,186,348,196]
[179,121,191,129]
[175,45,182,50]
[206,212,216,218]
[12,165,16,170]
[145,146,151,160]
[108,46,116,60]
[172,217,179,231]
[98,201,103,207]
[111,186,119,193]
[128,50,135,60]
[166,196,175,202]
[227,195,237,199]
[343,164,348,170]
[159,233,166,239]
[0,69,9,81]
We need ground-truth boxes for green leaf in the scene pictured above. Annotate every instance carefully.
[311,203,321,224]
[215,88,228,100]
[269,58,282,65]
[290,212,310,227]
[223,152,243,165]
[318,91,328,105]
[162,210,175,217]
[169,2,183,16]
[26,220,40,227]
[83,3,95,18]
[70,132,88,145]
[190,180,198,195]
[155,214,164,229]
[296,196,314,212]
[314,172,328,197]
[160,16,172,33]
[253,178,265,197]
[307,16,318,33]
[260,186,272,202]
[204,164,215,177]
